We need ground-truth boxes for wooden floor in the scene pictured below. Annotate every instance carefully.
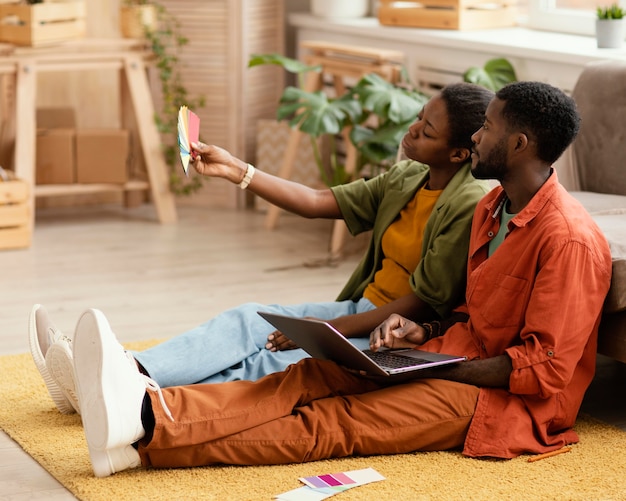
[1,202,625,499]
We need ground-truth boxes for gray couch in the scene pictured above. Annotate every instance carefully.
[555,60,626,363]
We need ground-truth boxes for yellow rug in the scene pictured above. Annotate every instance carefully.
[2,341,626,501]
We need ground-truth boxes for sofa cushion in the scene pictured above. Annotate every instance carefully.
[570,191,626,313]
[571,61,626,197]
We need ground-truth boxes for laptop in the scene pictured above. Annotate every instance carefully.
[258,311,466,377]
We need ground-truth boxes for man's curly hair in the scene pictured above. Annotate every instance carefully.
[496,81,580,164]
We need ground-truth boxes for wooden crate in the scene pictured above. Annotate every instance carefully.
[378,0,517,30]
[0,1,86,46]
[0,178,31,250]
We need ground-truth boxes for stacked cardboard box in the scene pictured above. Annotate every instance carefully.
[36,108,129,185]
[75,129,129,184]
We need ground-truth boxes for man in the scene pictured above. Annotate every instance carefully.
[72,81,612,477]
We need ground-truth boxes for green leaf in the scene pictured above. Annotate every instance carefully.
[350,121,410,166]
[248,54,321,74]
[353,74,427,124]
[277,87,362,137]
[463,58,517,91]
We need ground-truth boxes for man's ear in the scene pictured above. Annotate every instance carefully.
[450,147,470,163]
[513,133,529,152]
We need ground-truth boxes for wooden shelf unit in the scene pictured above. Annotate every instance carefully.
[0,38,177,226]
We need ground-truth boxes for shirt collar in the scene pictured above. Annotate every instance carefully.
[488,169,559,228]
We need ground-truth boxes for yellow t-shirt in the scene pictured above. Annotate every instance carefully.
[363,185,442,307]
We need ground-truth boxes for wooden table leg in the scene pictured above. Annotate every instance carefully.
[13,60,36,230]
[123,55,177,224]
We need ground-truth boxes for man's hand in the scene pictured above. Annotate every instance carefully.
[369,313,428,352]
[265,330,297,352]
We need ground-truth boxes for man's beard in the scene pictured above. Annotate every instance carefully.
[472,138,508,181]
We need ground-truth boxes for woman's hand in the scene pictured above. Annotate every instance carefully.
[265,330,297,352]
[369,313,427,352]
[190,142,247,183]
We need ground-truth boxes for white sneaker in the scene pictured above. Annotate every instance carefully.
[28,304,79,414]
[73,308,173,477]
[45,335,81,415]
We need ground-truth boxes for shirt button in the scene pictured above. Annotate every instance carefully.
[488,231,494,238]
[547,350,554,357]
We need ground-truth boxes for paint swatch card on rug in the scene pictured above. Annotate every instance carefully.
[275,467,385,500]
[177,105,200,176]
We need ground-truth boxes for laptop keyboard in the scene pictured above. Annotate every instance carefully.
[363,349,430,369]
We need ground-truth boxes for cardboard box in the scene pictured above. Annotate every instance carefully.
[36,107,77,129]
[0,1,86,47]
[75,129,129,184]
[0,178,31,250]
[377,0,517,30]
[36,128,75,185]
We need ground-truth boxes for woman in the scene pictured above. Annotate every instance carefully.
[32,82,493,415]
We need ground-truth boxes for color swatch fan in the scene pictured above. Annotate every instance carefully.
[177,106,200,175]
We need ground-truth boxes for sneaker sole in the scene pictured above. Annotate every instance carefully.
[28,304,75,415]
[74,309,126,451]
[73,309,145,452]
[46,341,81,415]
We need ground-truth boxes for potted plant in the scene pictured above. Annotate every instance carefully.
[596,4,626,48]
[249,54,427,186]
[249,54,516,187]
[120,1,158,39]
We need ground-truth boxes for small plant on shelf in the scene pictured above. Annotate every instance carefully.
[597,4,625,19]
[595,3,626,48]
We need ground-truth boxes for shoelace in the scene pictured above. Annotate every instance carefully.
[124,352,174,422]
[143,375,175,422]
[47,327,67,348]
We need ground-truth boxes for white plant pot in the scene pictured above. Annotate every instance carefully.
[311,0,369,18]
[596,19,626,49]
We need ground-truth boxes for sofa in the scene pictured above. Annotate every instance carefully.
[554,60,626,363]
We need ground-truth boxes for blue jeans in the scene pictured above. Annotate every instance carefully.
[132,298,376,386]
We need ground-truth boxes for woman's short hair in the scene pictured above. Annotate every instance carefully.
[440,83,494,151]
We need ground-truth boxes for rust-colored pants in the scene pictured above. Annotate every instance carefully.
[138,358,480,468]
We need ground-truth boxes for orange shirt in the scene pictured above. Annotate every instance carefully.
[422,173,612,458]
[363,186,442,306]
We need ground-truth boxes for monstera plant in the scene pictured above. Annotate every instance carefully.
[249,54,428,186]
[249,54,516,187]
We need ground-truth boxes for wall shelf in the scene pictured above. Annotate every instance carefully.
[290,13,626,93]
